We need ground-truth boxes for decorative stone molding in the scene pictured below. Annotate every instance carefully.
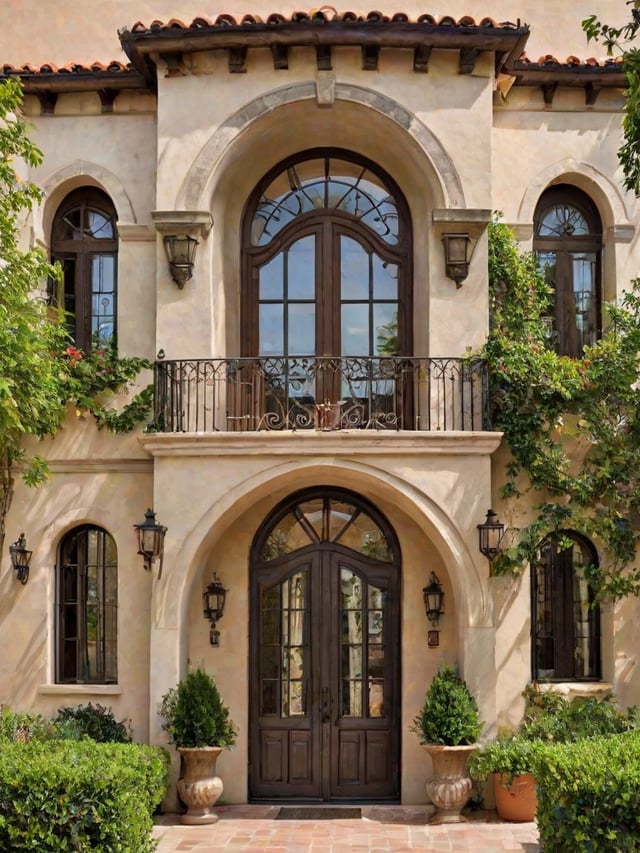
[432,208,492,240]
[151,210,213,237]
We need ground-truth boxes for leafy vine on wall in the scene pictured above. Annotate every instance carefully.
[485,219,640,601]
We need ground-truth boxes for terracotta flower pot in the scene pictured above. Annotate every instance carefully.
[494,773,537,822]
[422,744,477,824]
[177,746,224,825]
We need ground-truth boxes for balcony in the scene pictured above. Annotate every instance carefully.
[151,357,490,435]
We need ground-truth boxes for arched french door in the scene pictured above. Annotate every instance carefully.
[239,150,412,430]
[249,488,401,802]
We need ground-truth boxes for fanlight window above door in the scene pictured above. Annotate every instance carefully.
[259,494,394,563]
[251,155,400,246]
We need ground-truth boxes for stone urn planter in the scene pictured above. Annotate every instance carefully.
[177,746,224,825]
[423,744,477,823]
[412,665,483,825]
[160,666,237,826]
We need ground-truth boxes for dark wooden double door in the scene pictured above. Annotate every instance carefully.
[249,545,400,801]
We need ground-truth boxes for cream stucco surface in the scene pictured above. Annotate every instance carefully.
[2,0,640,809]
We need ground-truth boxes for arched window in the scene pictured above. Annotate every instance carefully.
[50,187,118,351]
[532,531,601,681]
[534,185,602,358]
[56,525,117,684]
[242,148,411,359]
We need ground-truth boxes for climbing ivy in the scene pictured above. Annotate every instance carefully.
[485,219,640,600]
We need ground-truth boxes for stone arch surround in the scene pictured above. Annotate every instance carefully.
[177,81,466,212]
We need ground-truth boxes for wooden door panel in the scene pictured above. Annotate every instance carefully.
[251,544,399,801]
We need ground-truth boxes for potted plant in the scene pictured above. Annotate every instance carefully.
[469,734,541,822]
[412,664,482,823]
[160,666,236,825]
[470,686,640,822]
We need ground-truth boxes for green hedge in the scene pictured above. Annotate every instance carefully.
[0,741,169,851]
[534,732,640,852]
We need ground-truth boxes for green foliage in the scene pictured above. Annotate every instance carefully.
[0,740,169,851]
[160,666,237,749]
[59,342,153,434]
[534,732,640,851]
[583,4,640,195]
[412,665,482,746]
[0,705,55,742]
[485,219,640,599]
[470,685,639,787]
[52,703,132,743]
[0,77,152,540]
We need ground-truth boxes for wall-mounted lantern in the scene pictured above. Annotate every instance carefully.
[152,210,213,290]
[9,533,32,585]
[163,234,199,288]
[477,508,505,563]
[203,573,227,646]
[423,572,445,647]
[134,508,167,579]
[441,232,472,288]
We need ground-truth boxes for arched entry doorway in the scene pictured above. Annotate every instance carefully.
[249,487,401,802]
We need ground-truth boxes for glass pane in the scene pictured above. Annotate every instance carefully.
[297,499,324,540]
[373,255,398,300]
[337,512,393,561]
[368,645,384,679]
[259,254,284,299]
[328,501,356,542]
[259,303,283,356]
[539,204,589,237]
[342,679,362,717]
[369,681,384,717]
[261,512,315,560]
[342,645,362,678]
[262,645,280,678]
[91,255,115,342]
[374,304,398,357]
[262,680,278,715]
[288,304,315,356]
[341,236,369,300]
[57,207,83,241]
[341,569,362,610]
[87,209,115,239]
[287,236,315,299]
[342,303,369,356]
[571,252,597,348]
[368,610,383,643]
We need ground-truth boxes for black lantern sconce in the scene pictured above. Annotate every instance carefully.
[134,508,167,579]
[9,533,32,585]
[477,508,505,564]
[163,234,199,288]
[203,573,227,646]
[442,232,472,288]
[423,572,445,647]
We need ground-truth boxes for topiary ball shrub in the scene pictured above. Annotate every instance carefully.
[160,666,236,749]
[412,664,482,746]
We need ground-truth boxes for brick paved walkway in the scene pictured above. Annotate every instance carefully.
[153,806,540,852]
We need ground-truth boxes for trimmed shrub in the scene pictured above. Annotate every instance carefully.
[160,666,236,748]
[0,740,169,851]
[52,702,132,743]
[0,705,55,743]
[412,665,482,746]
[533,732,640,852]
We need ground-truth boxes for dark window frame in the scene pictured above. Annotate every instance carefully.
[50,187,118,352]
[531,530,601,681]
[55,525,118,685]
[534,184,602,358]
[241,148,412,359]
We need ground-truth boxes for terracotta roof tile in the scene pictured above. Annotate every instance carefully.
[516,52,624,69]
[123,11,524,31]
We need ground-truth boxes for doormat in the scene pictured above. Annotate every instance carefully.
[276,807,362,820]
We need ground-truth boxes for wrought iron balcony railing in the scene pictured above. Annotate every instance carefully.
[152,356,490,434]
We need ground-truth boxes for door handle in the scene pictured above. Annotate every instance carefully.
[319,686,331,723]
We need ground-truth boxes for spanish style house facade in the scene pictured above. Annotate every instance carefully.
[1,0,639,806]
